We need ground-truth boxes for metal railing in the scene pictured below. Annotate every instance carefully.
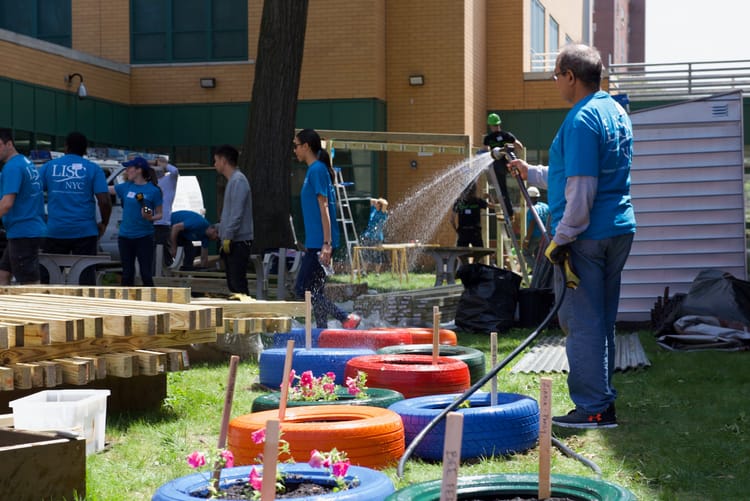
[607,59,750,101]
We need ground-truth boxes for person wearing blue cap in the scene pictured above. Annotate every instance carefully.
[113,156,163,286]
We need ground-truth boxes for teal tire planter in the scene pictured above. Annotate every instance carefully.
[376,344,486,384]
[385,473,636,500]
[251,387,405,412]
[152,463,395,501]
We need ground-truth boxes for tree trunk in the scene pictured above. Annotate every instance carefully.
[242,0,309,254]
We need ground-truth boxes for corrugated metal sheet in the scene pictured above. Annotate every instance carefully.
[620,91,746,321]
[510,333,651,374]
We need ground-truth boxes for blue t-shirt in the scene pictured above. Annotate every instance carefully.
[526,201,549,239]
[0,154,46,238]
[171,210,211,247]
[40,154,108,238]
[114,181,163,239]
[361,205,388,242]
[547,91,636,240]
[300,160,339,249]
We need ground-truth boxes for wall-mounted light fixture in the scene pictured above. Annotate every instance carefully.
[65,73,87,99]
[408,75,424,86]
[200,77,216,89]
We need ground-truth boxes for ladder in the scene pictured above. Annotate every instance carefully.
[333,166,358,269]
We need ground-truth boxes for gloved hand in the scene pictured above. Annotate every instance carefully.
[222,239,231,254]
[491,147,503,161]
[544,240,567,264]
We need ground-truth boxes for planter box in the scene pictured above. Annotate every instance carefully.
[0,428,86,500]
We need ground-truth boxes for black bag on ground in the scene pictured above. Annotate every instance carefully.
[455,263,521,334]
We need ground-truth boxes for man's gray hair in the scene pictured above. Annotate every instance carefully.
[556,44,603,91]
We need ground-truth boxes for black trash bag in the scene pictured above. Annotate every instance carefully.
[455,263,521,334]
[660,269,750,333]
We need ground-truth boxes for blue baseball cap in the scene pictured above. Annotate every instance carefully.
[122,156,151,170]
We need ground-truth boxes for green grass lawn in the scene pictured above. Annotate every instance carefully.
[83,278,749,500]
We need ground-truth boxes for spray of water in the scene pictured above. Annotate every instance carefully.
[384,153,495,265]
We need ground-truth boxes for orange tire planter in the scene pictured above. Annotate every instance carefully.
[371,327,458,346]
[227,405,405,470]
[318,329,413,350]
[344,354,470,399]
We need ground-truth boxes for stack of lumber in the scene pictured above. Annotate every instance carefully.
[0,286,218,391]
[352,285,464,326]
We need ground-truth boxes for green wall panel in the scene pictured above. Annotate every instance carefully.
[493,109,567,150]
[34,88,57,134]
[75,98,96,138]
[12,83,35,131]
[130,105,173,147]
[210,103,248,145]
[172,106,210,145]
[55,93,76,136]
[94,101,114,144]
[111,103,131,147]
[0,80,11,127]
[296,100,333,129]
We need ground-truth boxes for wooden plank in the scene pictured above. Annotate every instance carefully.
[192,298,306,317]
[12,322,50,347]
[103,353,134,378]
[133,350,166,376]
[0,367,15,390]
[52,358,89,385]
[36,361,60,387]
[0,310,74,343]
[8,363,33,390]
[0,323,23,349]
[0,296,103,339]
[151,347,189,371]
[73,356,107,380]
[224,316,292,335]
[26,362,44,387]
[0,328,217,365]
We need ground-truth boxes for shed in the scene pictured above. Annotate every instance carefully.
[619,91,747,322]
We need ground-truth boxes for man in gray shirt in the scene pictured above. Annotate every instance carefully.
[213,144,253,295]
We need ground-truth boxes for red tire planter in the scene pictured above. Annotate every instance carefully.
[227,405,405,470]
[344,354,470,399]
[318,329,413,350]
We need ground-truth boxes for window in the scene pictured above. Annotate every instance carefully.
[0,0,71,47]
[131,0,247,63]
[530,0,545,72]
[549,16,559,56]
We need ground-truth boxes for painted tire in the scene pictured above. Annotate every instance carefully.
[387,392,538,460]
[270,327,326,348]
[228,405,405,469]
[318,329,413,350]
[371,327,458,346]
[376,344,485,384]
[344,354,470,399]
[152,463,395,501]
[251,387,405,412]
[384,473,636,501]
[258,347,375,389]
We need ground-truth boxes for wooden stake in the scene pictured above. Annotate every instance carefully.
[439,412,463,501]
[538,377,552,499]
[490,332,498,406]
[278,340,295,421]
[305,290,312,349]
[261,419,281,501]
[213,355,240,483]
[432,306,440,364]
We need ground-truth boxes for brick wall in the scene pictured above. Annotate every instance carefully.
[72,0,130,64]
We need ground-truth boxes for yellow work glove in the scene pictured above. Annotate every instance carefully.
[222,239,231,254]
[544,240,566,264]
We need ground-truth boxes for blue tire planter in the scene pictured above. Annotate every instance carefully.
[271,327,326,348]
[153,463,395,501]
[388,392,539,461]
[384,473,636,500]
[258,347,375,389]
[251,387,405,412]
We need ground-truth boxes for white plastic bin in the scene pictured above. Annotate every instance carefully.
[9,389,110,455]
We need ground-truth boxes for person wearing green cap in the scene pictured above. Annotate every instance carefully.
[482,113,524,218]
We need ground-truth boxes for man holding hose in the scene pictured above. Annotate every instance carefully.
[508,44,636,429]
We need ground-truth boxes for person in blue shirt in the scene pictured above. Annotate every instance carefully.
[359,197,389,274]
[39,131,112,285]
[0,128,46,285]
[112,156,163,286]
[169,210,218,270]
[522,186,550,263]
[509,44,636,429]
[293,129,360,329]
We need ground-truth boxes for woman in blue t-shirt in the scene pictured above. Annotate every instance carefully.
[113,156,163,286]
[293,129,360,329]
[360,198,389,274]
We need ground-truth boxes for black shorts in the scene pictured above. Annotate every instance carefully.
[0,237,42,283]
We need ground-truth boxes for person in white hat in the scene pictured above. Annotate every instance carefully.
[523,186,549,263]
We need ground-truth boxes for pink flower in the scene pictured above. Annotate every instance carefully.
[300,370,314,388]
[286,369,296,388]
[251,428,266,444]
[186,450,206,469]
[249,467,263,491]
[220,449,234,468]
[332,460,350,478]
[323,382,336,394]
[326,372,336,381]
[309,449,325,468]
